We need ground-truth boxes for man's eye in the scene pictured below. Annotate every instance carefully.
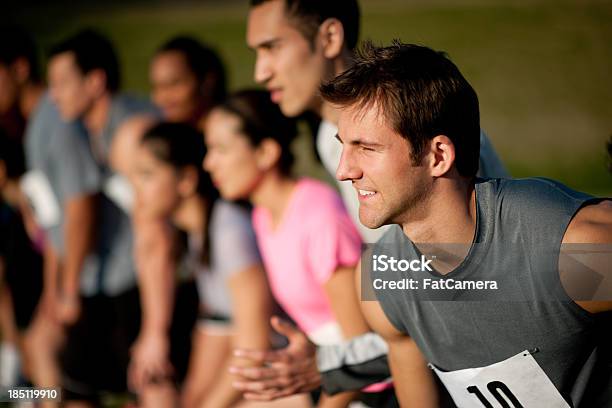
[360,145,374,152]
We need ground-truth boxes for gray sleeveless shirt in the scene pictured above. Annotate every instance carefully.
[369,178,611,407]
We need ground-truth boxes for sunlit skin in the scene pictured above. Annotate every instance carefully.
[246,0,331,117]
[150,51,204,124]
[335,104,432,229]
[202,108,265,200]
[47,52,93,121]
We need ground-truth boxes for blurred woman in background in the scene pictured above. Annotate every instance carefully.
[132,122,273,408]
[149,36,226,129]
[204,90,381,407]
[119,36,229,407]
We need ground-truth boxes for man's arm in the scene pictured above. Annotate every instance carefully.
[57,194,95,324]
[316,265,371,407]
[561,200,612,313]
[53,122,101,325]
[39,241,61,319]
[358,259,439,408]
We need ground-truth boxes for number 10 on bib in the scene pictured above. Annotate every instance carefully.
[430,350,570,407]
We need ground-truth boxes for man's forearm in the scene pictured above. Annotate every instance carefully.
[42,242,60,298]
[62,195,96,296]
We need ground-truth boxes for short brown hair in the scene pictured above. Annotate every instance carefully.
[250,0,360,51]
[321,40,481,177]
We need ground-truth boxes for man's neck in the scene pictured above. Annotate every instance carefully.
[19,82,44,120]
[401,178,477,245]
[317,51,353,125]
[84,93,112,136]
[250,172,296,230]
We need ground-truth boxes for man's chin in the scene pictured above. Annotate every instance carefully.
[279,101,306,118]
[359,213,386,230]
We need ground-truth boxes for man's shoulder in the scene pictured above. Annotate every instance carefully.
[27,93,76,138]
[563,199,612,244]
[487,177,592,208]
[26,95,87,156]
[480,177,602,242]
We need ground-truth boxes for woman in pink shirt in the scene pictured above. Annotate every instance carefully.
[204,90,382,407]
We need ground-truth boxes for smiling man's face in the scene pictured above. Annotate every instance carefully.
[335,103,432,228]
[247,0,328,117]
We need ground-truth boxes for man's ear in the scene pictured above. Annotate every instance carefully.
[427,135,456,178]
[85,69,108,98]
[255,138,282,171]
[319,18,345,59]
[177,166,199,198]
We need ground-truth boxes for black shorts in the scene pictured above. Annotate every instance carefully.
[1,203,43,330]
[60,280,199,402]
[360,387,399,408]
[310,387,399,408]
[4,259,43,330]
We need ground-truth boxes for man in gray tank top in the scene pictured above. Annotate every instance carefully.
[325,41,612,407]
[230,41,611,407]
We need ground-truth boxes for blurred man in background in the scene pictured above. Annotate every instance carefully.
[45,29,180,407]
[246,0,508,243]
[0,27,89,407]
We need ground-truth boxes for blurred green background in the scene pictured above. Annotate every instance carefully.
[7,0,612,195]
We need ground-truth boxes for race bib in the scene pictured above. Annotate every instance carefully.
[20,170,61,228]
[103,174,134,215]
[430,350,570,408]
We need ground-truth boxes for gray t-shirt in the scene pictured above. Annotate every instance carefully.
[81,94,157,296]
[370,178,610,407]
[23,93,100,254]
[26,93,156,296]
[188,200,261,320]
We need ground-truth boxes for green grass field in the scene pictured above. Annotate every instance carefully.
[10,0,612,195]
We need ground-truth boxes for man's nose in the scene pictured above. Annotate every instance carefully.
[336,148,361,182]
[254,55,272,84]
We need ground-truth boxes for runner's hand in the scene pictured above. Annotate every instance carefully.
[55,294,81,325]
[128,330,174,392]
[230,316,321,401]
